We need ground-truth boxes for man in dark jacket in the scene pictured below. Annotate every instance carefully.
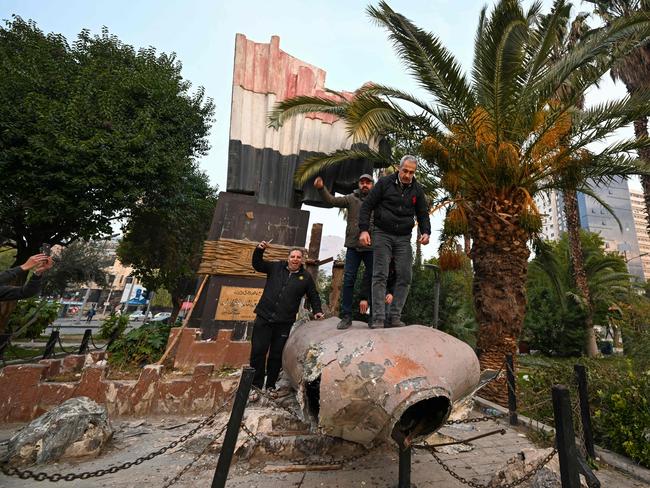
[359,155,431,328]
[0,253,52,301]
[314,173,374,329]
[250,241,324,393]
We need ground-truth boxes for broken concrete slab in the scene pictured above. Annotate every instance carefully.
[4,396,112,466]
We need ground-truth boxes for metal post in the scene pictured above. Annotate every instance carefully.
[397,444,413,488]
[574,364,596,459]
[78,329,92,355]
[211,366,256,488]
[552,385,581,488]
[42,330,59,359]
[505,354,518,426]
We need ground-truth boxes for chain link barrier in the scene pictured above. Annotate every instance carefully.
[428,446,557,488]
[0,390,236,482]
[90,333,107,351]
[162,422,229,488]
[56,335,76,355]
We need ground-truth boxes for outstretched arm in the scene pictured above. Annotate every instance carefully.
[315,177,350,208]
[252,242,271,274]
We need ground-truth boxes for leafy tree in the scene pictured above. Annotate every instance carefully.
[117,169,217,319]
[43,240,113,295]
[0,17,213,329]
[0,17,213,263]
[270,0,650,404]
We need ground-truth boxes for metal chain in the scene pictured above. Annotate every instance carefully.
[90,333,106,351]
[57,335,76,355]
[162,422,229,488]
[428,447,557,488]
[0,391,235,482]
[446,414,505,425]
[252,386,304,422]
[240,421,262,447]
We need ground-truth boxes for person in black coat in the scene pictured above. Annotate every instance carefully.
[250,241,324,394]
[359,155,431,328]
[0,253,53,302]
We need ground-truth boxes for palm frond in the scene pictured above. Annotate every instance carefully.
[293,148,393,186]
[268,96,347,129]
[367,1,475,131]
[524,11,650,156]
[530,237,567,309]
[472,0,529,139]
[577,185,624,232]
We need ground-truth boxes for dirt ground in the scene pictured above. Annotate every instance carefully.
[1,403,647,488]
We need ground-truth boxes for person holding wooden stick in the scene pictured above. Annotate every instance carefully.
[249,241,323,399]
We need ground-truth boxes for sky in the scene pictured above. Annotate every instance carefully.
[1,0,638,260]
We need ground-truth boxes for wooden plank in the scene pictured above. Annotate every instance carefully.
[262,464,341,473]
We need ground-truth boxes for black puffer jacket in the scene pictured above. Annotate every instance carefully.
[0,267,42,302]
[359,173,431,236]
[252,247,322,323]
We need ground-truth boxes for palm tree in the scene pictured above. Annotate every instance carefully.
[547,10,602,357]
[270,0,650,404]
[586,1,650,232]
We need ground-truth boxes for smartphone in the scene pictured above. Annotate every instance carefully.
[40,243,51,256]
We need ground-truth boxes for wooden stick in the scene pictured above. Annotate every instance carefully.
[156,274,209,366]
[262,464,341,473]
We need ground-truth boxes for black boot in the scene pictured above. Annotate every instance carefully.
[337,315,352,329]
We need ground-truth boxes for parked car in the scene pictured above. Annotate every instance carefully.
[128,311,152,321]
[151,312,172,322]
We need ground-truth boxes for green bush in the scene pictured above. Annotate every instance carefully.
[593,362,650,467]
[107,321,171,368]
[7,298,60,339]
[518,356,650,468]
[98,313,129,340]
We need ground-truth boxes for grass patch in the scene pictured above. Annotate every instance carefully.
[2,344,44,360]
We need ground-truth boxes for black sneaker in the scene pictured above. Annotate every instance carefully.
[337,316,352,329]
[369,319,384,329]
[389,318,406,327]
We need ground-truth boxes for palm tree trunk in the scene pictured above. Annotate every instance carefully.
[633,118,650,234]
[563,189,599,357]
[470,205,530,406]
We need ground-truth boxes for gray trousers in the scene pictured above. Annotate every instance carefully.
[371,229,412,322]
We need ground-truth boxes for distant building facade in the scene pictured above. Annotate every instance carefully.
[537,179,644,280]
[630,190,650,280]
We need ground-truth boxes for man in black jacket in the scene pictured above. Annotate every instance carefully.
[0,253,53,301]
[314,173,374,329]
[250,241,324,394]
[359,155,431,328]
